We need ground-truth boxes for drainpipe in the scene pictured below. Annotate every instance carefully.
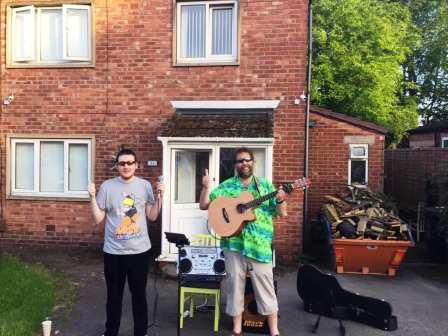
[303,0,313,253]
[0,146,3,232]
[0,22,3,231]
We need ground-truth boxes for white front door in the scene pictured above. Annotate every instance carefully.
[169,148,215,254]
[158,138,274,262]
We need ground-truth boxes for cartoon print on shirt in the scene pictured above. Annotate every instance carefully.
[115,193,141,240]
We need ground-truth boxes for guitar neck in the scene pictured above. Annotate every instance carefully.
[244,190,278,209]
[242,178,308,209]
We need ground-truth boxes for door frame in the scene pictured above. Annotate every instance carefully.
[157,137,274,262]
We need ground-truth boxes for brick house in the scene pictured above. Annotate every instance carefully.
[307,106,388,228]
[0,0,311,262]
[407,121,448,148]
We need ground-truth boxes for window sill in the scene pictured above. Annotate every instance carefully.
[7,194,90,202]
[173,61,240,67]
[6,62,95,69]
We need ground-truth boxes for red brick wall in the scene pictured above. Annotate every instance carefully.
[385,148,448,210]
[409,132,448,148]
[409,133,435,148]
[307,112,385,223]
[0,1,309,262]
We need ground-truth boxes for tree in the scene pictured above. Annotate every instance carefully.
[399,0,448,122]
[311,0,419,143]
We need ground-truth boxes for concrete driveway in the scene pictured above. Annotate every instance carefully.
[4,247,448,336]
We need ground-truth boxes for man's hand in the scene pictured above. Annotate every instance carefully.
[88,183,96,199]
[276,185,287,203]
[155,181,165,198]
[202,168,213,190]
[88,182,105,225]
[147,180,164,221]
[199,169,213,210]
[276,185,288,217]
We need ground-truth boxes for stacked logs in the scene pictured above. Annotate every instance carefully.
[321,184,411,241]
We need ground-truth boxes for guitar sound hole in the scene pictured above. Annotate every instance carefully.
[237,204,247,214]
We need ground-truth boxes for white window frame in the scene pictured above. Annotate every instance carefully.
[8,4,93,67]
[10,138,92,198]
[348,144,368,185]
[176,0,238,65]
[441,137,448,148]
[11,5,35,62]
[62,4,92,61]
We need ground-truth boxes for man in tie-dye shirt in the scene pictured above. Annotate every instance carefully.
[200,147,288,336]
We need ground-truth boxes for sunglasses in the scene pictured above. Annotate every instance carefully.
[117,161,136,167]
[234,158,253,164]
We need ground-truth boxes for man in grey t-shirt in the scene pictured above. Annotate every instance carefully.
[88,148,163,336]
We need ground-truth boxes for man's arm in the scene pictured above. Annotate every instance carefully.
[276,200,288,218]
[276,178,310,218]
[88,183,106,224]
[199,187,211,210]
[199,169,213,210]
[146,181,164,221]
[146,198,161,221]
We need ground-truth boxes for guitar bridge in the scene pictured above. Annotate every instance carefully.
[222,208,230,223]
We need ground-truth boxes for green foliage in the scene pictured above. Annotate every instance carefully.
[312,0,419,143]
[399,0,448,122]
[0,255,54,336]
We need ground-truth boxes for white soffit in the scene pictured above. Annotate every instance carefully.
[170,100,280,110]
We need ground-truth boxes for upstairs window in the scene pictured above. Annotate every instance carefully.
[8,4,92,67]
[348,144,368,185]
[176,1,238,65]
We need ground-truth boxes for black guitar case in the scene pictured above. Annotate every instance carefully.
[297,264,397,334]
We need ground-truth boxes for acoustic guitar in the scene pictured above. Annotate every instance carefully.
[208,178,310,237]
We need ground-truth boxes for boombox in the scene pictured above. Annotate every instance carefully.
[177,246,226,282]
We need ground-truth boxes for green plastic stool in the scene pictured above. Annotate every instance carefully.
[179,285,221,332]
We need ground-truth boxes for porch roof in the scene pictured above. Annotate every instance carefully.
[161,112,274,138]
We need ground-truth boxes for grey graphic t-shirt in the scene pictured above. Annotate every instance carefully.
[96,176,155,255]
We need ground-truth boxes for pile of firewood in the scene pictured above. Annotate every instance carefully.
[321,184,411,241]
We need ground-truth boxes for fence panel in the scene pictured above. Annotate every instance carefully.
[385,148,448,211]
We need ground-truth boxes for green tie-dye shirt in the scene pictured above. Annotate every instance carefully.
[209,176,278,263]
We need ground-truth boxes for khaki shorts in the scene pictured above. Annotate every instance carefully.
[224,250,278,316]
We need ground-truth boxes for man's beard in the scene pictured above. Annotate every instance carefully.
[237,167,253,179]
[120,172,135,181]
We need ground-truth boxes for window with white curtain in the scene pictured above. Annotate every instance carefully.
[348,144,368,185]
[176,1,238,64]
[10,138,92,198]
[8,4,92,66]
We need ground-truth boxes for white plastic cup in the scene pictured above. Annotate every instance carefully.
[42,320,52,336]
